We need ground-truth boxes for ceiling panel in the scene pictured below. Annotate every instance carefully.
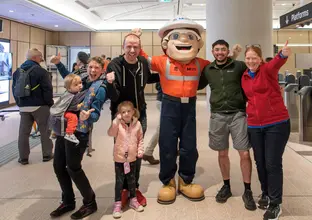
[1,0,311,31]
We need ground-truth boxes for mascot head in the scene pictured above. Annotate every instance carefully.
[158,16,204,63]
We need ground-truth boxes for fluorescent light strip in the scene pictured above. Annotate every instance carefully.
[276,44,312,46]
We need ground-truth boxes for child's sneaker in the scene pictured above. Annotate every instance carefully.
[129,197,144,212]
[64,134,80,144]
[112,201,122,219]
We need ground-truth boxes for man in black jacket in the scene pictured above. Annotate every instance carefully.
[12,48,54,165]
[106,33,159,208]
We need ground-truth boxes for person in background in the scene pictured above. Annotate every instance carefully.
[265,57,273,62]
[51,51,89,81]
[143,82,161,165]
[241,42,291,220]
[72,62,79,72]
[107,101,144,218]
[12,48,54,165]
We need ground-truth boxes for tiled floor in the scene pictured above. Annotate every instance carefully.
[1,98,312,220]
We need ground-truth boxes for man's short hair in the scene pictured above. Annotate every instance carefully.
[123,33,141,46]
[212,40,229,49]
[26,48,42,60]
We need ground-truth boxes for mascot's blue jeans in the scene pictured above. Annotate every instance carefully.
[159,95,198,185]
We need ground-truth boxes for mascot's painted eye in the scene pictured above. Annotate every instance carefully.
[172,33,179,40]
[188,34,195,40]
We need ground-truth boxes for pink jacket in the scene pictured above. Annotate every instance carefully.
[107,117,144,163]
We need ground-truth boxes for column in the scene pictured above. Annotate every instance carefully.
[205,0,273,109]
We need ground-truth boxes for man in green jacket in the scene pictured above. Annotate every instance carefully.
[198,40,257,211]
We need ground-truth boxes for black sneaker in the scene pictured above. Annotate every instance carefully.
[43,154,54,162]
[50,203,76,218]
[70,200,97,219]
[242,189,257,211]
[258,193,270,210]
[263,204,282,220]
[216,185,232,203]
[18,158,29,165]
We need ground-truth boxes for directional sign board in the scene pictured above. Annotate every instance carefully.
[280,2,312,28]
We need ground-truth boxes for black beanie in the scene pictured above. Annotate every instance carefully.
[77,52,89,65]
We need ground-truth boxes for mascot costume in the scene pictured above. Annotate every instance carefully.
[136,16,210,204]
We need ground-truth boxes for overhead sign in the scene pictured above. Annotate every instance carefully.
[280,2,312,28]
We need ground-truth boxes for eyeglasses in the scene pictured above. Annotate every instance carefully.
[245,44,261,49]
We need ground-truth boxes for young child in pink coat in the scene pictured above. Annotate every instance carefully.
[107,101,144,219]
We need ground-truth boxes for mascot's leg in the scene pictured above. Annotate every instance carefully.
[157,97,180,204]
[177,99,204,201]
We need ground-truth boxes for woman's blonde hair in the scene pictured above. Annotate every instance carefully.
[117,101,140,119]
[64,74,81,90]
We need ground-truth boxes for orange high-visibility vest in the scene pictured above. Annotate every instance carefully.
[141,52,210,98]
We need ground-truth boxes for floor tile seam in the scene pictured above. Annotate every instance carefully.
[285,143,312,181]
[287,142,312,167]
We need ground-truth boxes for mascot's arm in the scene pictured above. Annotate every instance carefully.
[198,72,208,90]
[196,58,210,90]
[139,49,161,73]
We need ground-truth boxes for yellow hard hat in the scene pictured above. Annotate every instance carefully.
[158,16,204,38]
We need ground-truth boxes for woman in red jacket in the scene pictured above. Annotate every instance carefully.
[241,42,291,220]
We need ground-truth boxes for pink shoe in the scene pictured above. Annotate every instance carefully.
[112,201,122,219]
[129,197,144,212]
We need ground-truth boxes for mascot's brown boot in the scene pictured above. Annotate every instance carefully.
[157,179,176,205]
[178,176,205,201]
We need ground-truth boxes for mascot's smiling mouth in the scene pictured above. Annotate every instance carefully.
[175,45,192,50]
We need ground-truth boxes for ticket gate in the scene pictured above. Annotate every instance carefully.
[284,74,299,132]
[297,75,312,142]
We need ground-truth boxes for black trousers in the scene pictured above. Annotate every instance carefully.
[115,161,136,201]
[248,120,290,205]
[53,132,95,205]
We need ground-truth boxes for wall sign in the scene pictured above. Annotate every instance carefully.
[280,2,312,28]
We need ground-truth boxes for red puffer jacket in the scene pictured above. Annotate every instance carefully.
[241,53,289,126]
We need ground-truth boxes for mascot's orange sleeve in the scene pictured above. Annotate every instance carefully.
[139,49,211,74]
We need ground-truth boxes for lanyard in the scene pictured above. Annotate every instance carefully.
[123,123,131,161]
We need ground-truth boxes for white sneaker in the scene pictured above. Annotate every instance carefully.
[64,134,80,144]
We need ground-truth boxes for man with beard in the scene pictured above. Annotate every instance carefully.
[198,39,257,211]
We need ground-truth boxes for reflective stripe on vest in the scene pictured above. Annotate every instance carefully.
[165,58,200,81]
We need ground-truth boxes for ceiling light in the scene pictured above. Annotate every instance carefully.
[282,3,286,6]
[9,10,14,12]
[54,25,59,27]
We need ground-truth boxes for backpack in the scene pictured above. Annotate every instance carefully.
[13,66,38,98]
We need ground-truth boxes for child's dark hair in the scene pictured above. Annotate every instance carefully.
[212,39,229,49]
[117,101,140,119]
